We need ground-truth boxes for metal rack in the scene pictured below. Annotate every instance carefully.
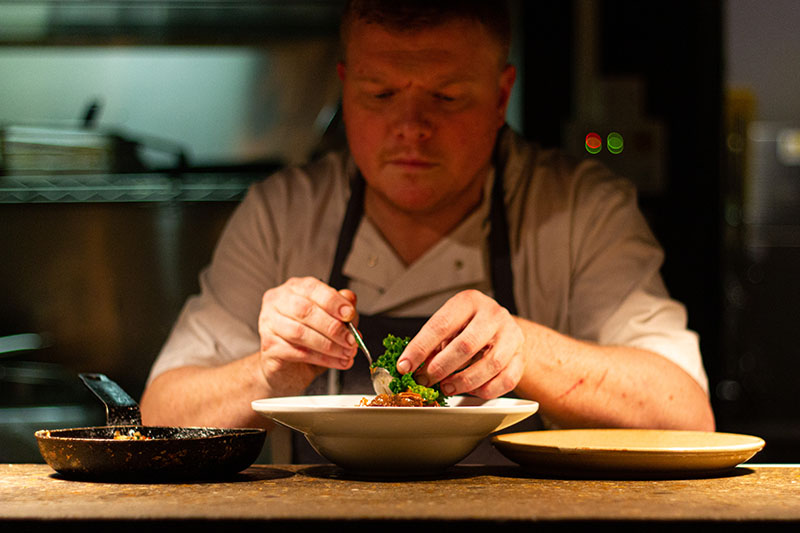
[0,173,256,203]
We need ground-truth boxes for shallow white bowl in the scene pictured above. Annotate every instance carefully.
[252,394,539,476]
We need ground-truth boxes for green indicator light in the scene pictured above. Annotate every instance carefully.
[607,132,624,154]
[585,133,602,155]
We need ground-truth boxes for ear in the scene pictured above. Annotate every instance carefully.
[337,61,347,82]
[496,64,517,126]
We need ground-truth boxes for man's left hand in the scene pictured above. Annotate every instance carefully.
[397,290,525,398]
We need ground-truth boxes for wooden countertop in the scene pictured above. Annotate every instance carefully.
[2,463,799,530]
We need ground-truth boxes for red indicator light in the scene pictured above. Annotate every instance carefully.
[585,133,602,154]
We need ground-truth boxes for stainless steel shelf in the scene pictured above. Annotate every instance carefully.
[0,173,255,203]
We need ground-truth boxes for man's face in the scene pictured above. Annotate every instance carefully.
[338,18,516,216]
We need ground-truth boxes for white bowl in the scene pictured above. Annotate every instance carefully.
[251,394,539,476]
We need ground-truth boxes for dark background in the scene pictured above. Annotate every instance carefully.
[522,1,725,409]
[1,0,798,463]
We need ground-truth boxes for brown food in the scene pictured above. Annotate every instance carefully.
[113,429,151,441]
[360,391,439,407]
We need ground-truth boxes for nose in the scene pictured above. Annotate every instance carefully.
[391,95,433,141]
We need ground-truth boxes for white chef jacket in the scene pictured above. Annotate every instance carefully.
[147,127,709,394]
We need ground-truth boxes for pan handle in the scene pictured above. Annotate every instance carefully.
[79,373,142,426]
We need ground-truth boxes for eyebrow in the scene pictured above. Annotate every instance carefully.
[350,72,479,87]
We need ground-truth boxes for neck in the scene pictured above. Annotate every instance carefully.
[364,176,486,266]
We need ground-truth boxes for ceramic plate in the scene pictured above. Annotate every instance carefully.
[492,429,765,478]
[252,394,538,476]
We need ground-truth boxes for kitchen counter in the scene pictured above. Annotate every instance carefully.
[1,463,799,530]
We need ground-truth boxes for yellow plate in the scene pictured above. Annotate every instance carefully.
[492,429,765,478]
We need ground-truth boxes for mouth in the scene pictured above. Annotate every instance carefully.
[386,157,438,170]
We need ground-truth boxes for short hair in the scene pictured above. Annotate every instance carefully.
[340,0,511,63]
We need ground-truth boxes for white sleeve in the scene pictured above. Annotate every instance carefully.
[145,153,349,385]
[145,180,278,384]
[567,163,709,393]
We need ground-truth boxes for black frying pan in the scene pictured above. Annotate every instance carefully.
[35,373,266,481]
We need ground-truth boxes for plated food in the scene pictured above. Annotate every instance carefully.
[369,334,449,406]
[252,394,539,476]
[359,391,436,407]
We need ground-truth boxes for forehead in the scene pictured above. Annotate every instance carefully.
[343,18,503,76]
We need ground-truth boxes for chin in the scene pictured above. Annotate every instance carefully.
[388,192,440,213]
[369,171,435,202]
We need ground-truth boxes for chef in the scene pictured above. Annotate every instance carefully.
[140,0,715,461]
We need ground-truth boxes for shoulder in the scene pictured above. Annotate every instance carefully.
[245,149,352,212]
[213,149,352,263]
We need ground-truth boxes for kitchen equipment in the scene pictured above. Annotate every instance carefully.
[0,360,104,463]
[35,373,266,481]
[252,394,539,476]
[0,124,187,175]
[346,322,392,396]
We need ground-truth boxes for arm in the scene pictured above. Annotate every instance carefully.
[141,355,273,429]
[397,175,714,429]
[513,317,715,431]
[141,160,356,428]
[398,290,714,431]
[140,279,359,428]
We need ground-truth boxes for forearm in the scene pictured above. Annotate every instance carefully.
[140,352,272,429]
[140,280,359,429]
[513,318,715,431]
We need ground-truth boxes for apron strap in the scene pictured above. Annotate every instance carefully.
[328,172,365,291]
[488,143,518,315]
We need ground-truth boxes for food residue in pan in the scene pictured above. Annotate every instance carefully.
[113,429,152,440]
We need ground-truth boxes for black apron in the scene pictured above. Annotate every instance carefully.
[292,141,542,464]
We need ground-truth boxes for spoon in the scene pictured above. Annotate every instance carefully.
[346,322,394,396]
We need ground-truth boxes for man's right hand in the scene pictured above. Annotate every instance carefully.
[256,276,358,397]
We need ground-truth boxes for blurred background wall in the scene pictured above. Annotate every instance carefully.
[1,0,798,463]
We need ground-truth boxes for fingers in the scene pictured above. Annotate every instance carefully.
[259,277,357,369]
[339,288,358,307]
[397,295,471,375]
[399,290,524,398]
[438,324,524,398]
[287,276,355,322]
[338,289,359,326]
[400,290,488,376]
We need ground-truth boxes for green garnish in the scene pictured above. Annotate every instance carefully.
[371,334,448,406]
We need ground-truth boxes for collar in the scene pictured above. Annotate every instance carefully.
[342,169,494,313]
